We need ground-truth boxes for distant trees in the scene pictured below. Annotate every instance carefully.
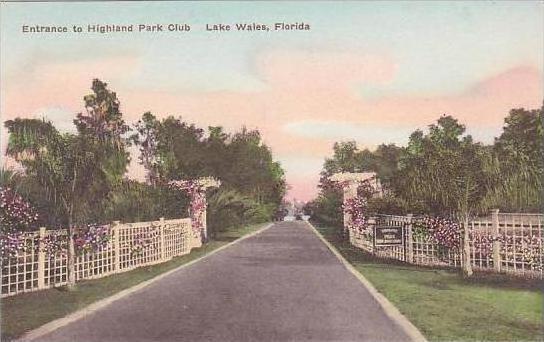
[130,113,286,234]
[306,141,405,226]
[309,105,543,230]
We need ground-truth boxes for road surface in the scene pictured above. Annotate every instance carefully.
[36,221,411,342]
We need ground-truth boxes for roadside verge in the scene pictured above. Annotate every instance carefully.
[9,223,274,342]
[306,221,428,342]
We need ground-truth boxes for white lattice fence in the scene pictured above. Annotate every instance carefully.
[411,235,461,267]
[1,231,40,295]
[469,213,543,277]
[1,217,195,297]
[347,211,542,278]
[349,230,373,252]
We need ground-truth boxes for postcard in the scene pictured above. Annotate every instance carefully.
[0,2,542,341]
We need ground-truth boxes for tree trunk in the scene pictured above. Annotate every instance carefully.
[66,166,78,289]
[462,215,473,277]
[66,217,77,290]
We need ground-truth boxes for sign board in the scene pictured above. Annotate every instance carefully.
[374,225,404,246]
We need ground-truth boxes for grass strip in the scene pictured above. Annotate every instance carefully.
[313,224,543,342]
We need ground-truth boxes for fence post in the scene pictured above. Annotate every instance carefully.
[462,217,473,277]
[406,214,414,264]
[37,227,46,289]
[491,209,501,273]
[112,221,120,273]
[369,217,377,255]
[159,217,166,261]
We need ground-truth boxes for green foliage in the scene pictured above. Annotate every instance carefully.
[366,196,410,216]
[4,79,131,228]
[5,119,98,226]
[131,113,287,225]
[74,79,130,144]
[4,79,285,233]
[311,107,543,223]
[483,107,543,212]
[207,188,269,236]
[395,115,491,218]
[74,78,130,189]
[96,181,188,224]
[304,190,343,228]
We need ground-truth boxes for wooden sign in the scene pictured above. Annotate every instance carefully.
[374,225,404,246]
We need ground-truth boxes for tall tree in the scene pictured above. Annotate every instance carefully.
[395,115,493,276]
[74,79,130,187]
[373,144,402,190]
[5,79,131,288]
[5,119,102,287]
[485,107,543,211]
[131,112,161,185]
[395,116,490,216]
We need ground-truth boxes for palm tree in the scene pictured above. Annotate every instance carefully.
[5,118,101,288]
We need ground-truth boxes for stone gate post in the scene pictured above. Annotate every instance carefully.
[329,172,376,234]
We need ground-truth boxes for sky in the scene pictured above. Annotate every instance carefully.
[1,1,542,201]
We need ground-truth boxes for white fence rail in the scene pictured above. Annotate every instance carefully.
[349,211,543,278]
[1,217,197,297]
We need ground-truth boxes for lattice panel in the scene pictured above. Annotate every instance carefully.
[118,222,162,270]
[347,213,540,277]
[1,217,194,297]
[0,232,39,296]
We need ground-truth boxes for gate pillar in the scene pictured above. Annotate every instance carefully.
[169,177,221,244]
[330,172,376,234]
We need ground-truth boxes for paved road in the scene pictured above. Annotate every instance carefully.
[37,222,411,342]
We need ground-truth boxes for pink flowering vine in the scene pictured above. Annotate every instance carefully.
[1,224,111,259]
[73,224,111,254]
[169,180,206,233]
[343,196,369,233]
[471,230,542,270]
[332,179,374,235]
[0,232,35,258]
[413,217,461,249]
[0,186,38,233]
[169,178,220,236]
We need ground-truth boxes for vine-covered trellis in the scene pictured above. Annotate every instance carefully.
[1,177,221,297]
[329,173,542,278]
[169,177,221,243]
[329,172,378,235]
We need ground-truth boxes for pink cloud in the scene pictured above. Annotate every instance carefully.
[257,49,396,92]
[1,50,541,202]
[286,173,322,202]
[362,65,542,127]
[1,55,141,158]
[1,55,141,121]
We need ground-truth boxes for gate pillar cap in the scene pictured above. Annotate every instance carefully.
[169,177,221,190]
[330,172,376,183]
